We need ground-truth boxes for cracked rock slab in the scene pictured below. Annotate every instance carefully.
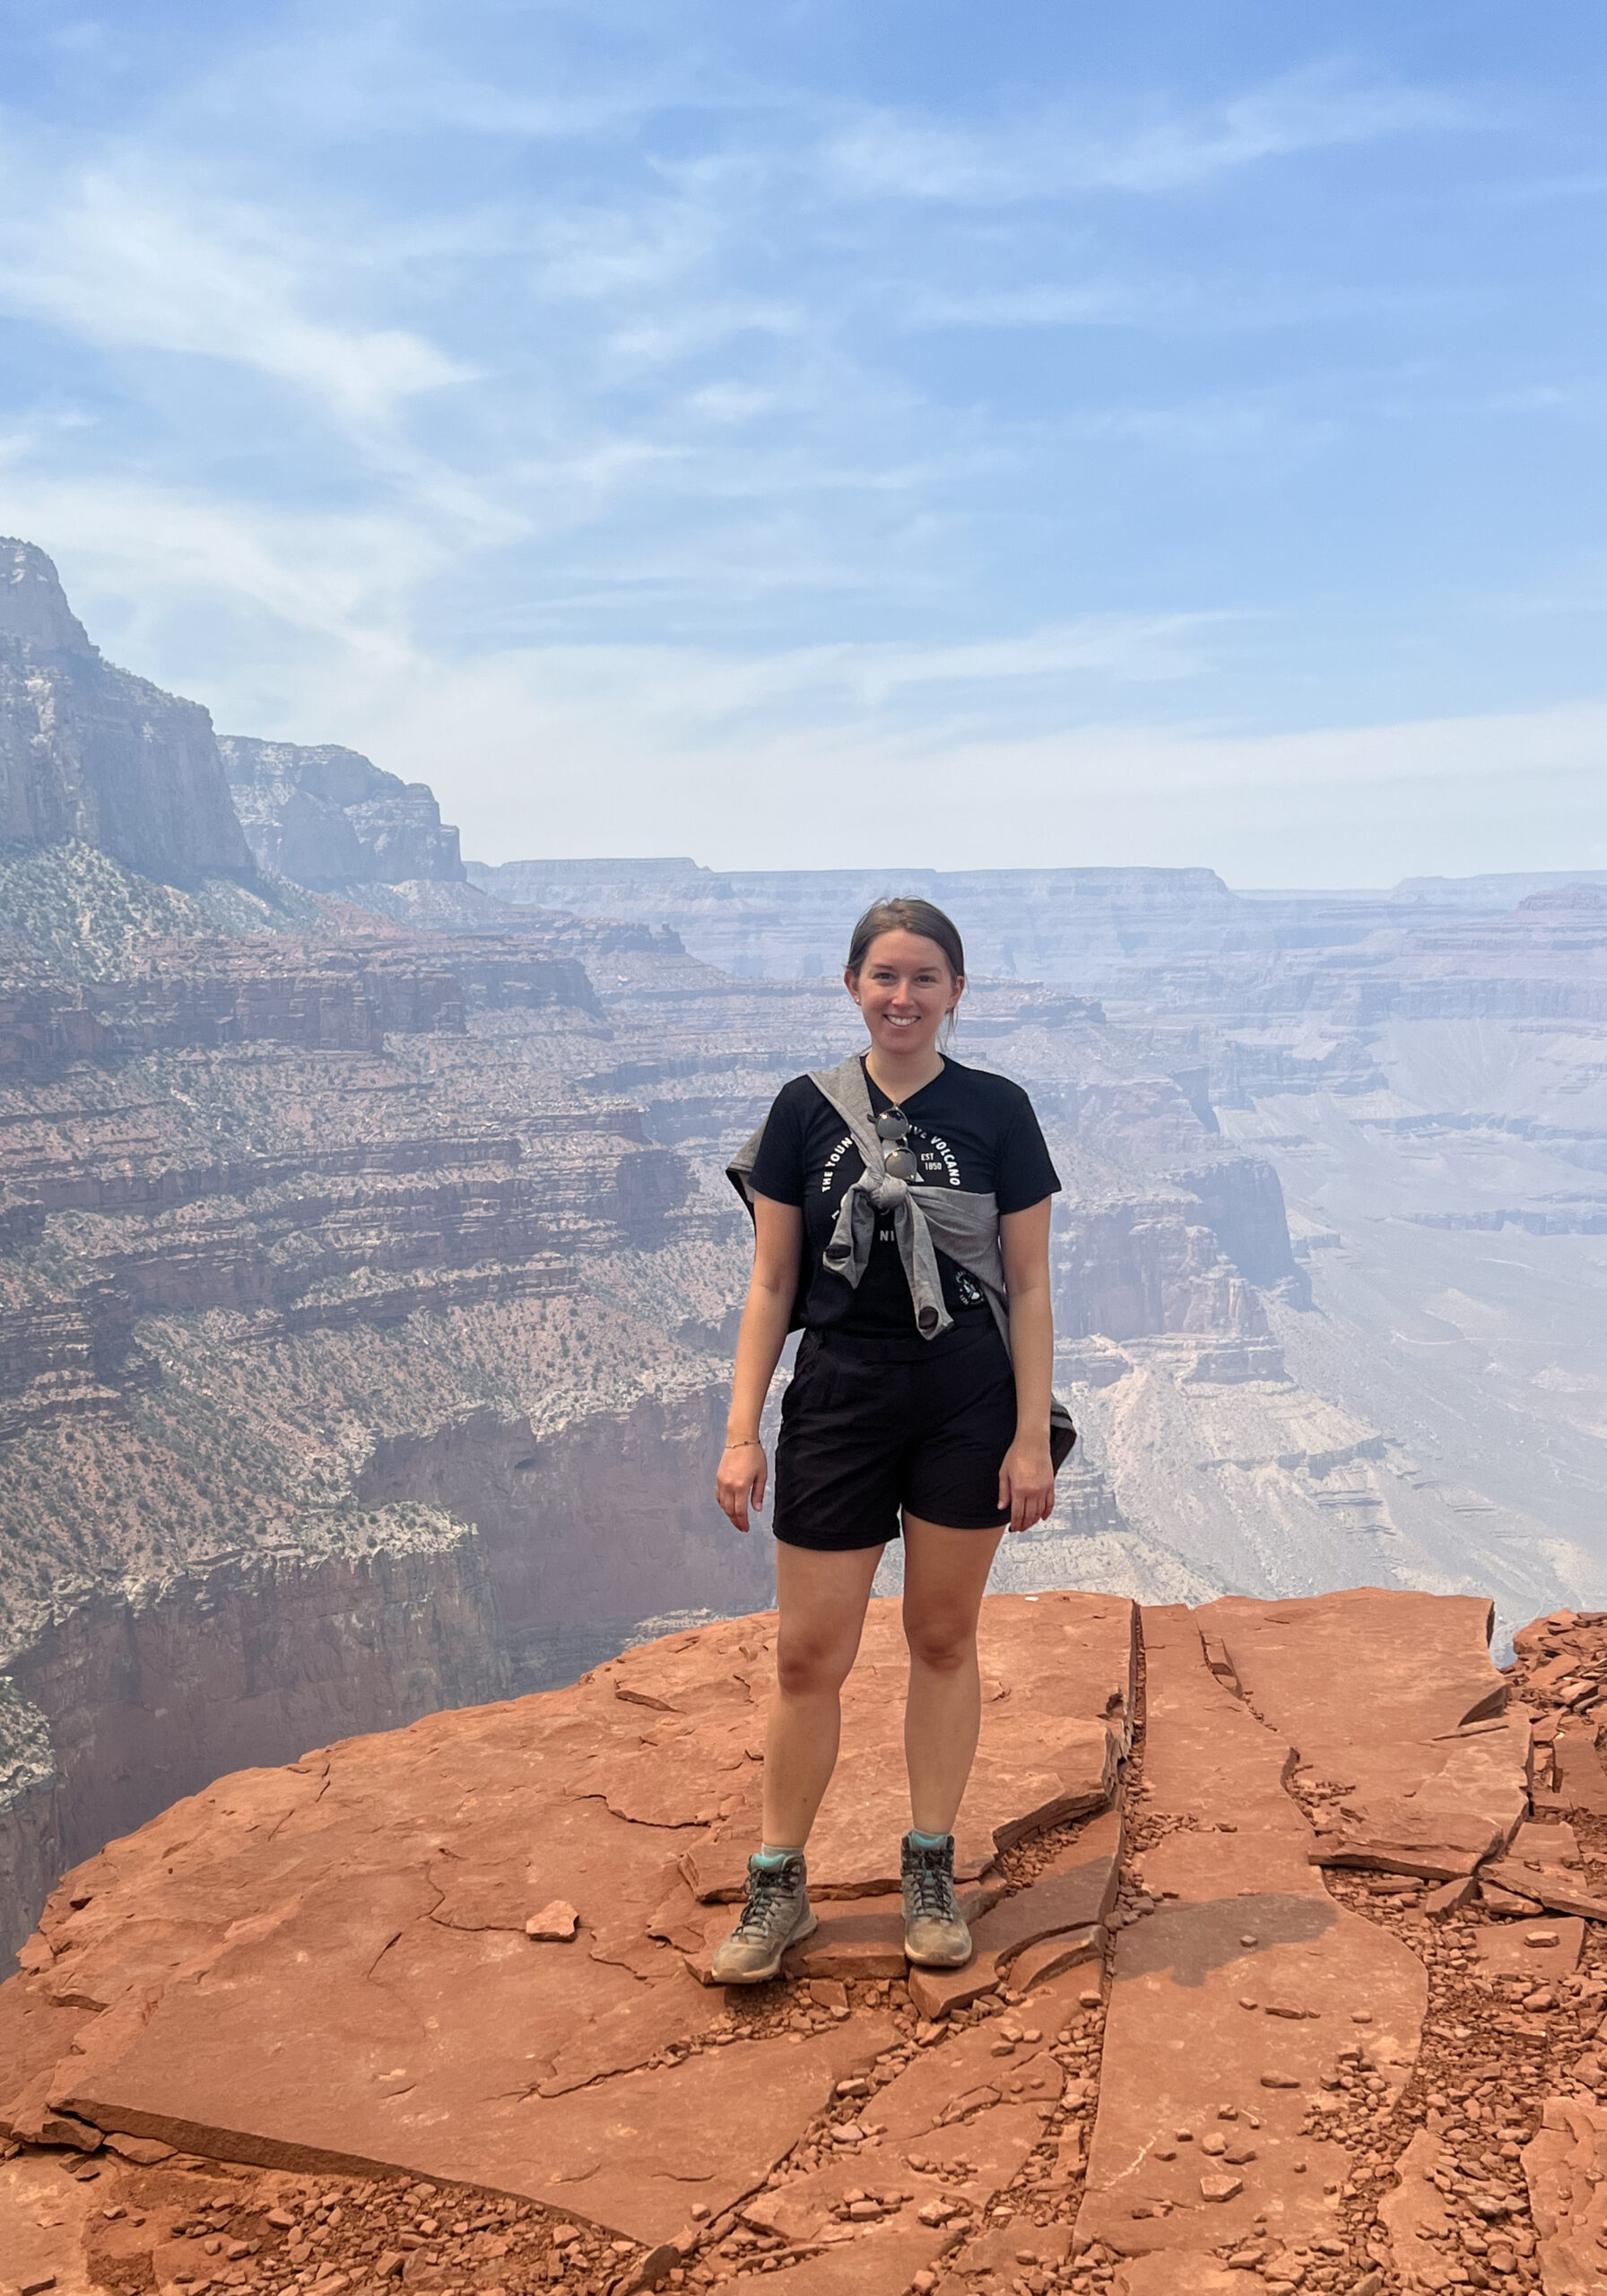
[1076,1602,1430,2265]
[0,1598,1129,2245]
[1523,2097,1607,2296]
[742,2004,1073,2255]
[1202,1589,1526,1881]
[683,1595,1133,1901]
[1378,2128,1457,2293]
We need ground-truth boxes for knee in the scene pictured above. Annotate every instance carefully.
[904,1614,977,1674]
[775,1635,853,1700]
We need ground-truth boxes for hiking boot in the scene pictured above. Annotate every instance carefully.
[709,1853,818,1984]
[901,1832,972,1968]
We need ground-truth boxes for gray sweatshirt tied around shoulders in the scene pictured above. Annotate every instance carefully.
[726,1054,1075,1465]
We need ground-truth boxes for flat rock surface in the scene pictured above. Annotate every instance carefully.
[13,1587,1607,2296]
[1076,1599,1434,2265]
[1474,1915,1585,1986]
[684,1594,1134,1900]
[1201,1588,1526,1882]
[0,1597,1129,2248]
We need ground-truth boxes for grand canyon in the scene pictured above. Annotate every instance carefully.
[4,539,1607,2296]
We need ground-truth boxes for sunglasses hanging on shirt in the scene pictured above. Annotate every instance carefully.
[875,1110,920,1181]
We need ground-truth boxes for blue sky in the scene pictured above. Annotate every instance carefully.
[1,2,1603,882]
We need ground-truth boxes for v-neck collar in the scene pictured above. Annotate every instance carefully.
[860,1051,949,1114]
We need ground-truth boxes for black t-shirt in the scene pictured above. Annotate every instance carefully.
[748,1056,1061,1353]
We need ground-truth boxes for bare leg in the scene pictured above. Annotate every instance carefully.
[762,1540,884,1848]
[900,1516,1006,1837]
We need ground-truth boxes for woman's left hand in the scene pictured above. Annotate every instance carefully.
[997,1438,1057,1534]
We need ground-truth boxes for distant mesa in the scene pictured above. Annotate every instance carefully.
[0,538,255,887]
[220,735,468,894]
[1515,881,1607,913]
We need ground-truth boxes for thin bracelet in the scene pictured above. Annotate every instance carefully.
[723,1437,762,1448]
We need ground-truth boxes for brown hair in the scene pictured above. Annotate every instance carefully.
[845,897,966,982]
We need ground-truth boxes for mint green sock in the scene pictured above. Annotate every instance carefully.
[755,1843,804,1867]
[907,1828,949,1851]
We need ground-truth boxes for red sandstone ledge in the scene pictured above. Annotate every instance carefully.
[6,1587,1607,2296]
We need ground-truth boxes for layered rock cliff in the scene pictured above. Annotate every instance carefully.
[220,737,467,891]
[0,541,255,884]
[5,536,1603,2005]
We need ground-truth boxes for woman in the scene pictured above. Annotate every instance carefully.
[713,897,1070,1983]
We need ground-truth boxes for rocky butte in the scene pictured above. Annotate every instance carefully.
[4,1591,1607,2296]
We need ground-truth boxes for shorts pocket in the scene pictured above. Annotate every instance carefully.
[781,1333,836,1420]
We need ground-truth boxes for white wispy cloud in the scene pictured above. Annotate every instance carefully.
[821,64,1478,204]
[0,4,1590,890]
[0,146,472,425]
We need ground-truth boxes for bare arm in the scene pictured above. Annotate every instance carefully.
[715,1193,803,1533]
[997,1196,1055,1533]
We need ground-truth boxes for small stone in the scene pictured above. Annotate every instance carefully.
[1238,1996,1259,2011]
[265,2212,296,2232]
[1261,2074,1301,2089]
[1200,2175,1243,2204]
[1239,1935,1258,1947]
[1524,1930,1559,1948]
[1350,2011,1372,2023]
[1224,2147,1258,2166]
[526,1900,580,1942]
[1078,1990,1101,2008]
[1201,2135,1228,2156]
[22,2278,58,2296]
[1524,1988,1556,2011]
[916,2200,957,2227]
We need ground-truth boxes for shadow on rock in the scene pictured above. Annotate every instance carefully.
[1115,1891,1337,1990]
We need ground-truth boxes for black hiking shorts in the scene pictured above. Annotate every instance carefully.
[771,1323,1017,1552]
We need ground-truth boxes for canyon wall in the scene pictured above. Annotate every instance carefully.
[220,736,467,890]
[8,542,1604,1974]
[0,1526,505,1956]
[1,540,254,883]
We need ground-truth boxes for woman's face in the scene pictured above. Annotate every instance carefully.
[846,930,963,1058]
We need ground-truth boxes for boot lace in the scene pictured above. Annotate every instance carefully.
[734,1860,799,1937]
[906,1844,957,1920]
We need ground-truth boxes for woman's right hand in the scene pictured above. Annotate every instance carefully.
[716,1439,769,1533]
